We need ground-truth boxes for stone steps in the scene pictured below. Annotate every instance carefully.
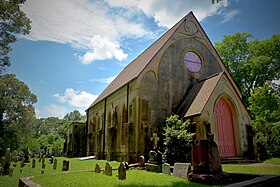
[221,157,256,164]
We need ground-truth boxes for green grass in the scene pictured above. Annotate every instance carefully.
[222,158,280,175]
[1,157,280,187]
[264,158,280,165]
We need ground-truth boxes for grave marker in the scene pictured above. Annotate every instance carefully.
[95,163,101,173]
[118,162,126,180]
[139,155,145,167]
[173,163,191,178]
[53,159,57,170]
[32,159,35,168]
[162,163,170,175]
[62,160,69,171]
[104,162,112,176]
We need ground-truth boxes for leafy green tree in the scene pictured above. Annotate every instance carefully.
[0,74,37,150]
[215,33,280,105]
[248,84,280,159]
[163,115,194,165]
[0,0,31,72]
[63,110,86,122]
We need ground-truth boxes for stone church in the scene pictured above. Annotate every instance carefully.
[86,12,253,163]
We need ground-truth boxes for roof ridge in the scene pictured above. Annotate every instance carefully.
[88,12,194,109]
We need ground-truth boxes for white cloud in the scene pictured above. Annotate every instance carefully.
[45,104,69,119]
[220,9,239,24]
[104,0,229,28]
[90,76,117,84]
[21,0,148,64]
[54,88,98,110]
[79,35,127,64]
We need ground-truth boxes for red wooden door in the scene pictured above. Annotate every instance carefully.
[215,98,236,157]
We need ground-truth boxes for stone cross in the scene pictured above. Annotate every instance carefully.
[118,162,126,180]
[150,133,159,150]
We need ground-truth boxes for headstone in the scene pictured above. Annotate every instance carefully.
[139,155,145,167]
[62,160,69,171]
[104,162,112,176]
[95,163,101,173]
[173,163,191,178]
[118,162,126,180]
[162,163,170,175]
[42,162,45,169]
[53,159,57,170]
[41,170,44,174]
[32,159,35,168]
[42,155,45,164]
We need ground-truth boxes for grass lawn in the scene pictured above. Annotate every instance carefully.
[0,157,280,187]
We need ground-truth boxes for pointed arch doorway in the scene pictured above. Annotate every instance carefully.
[215,97,236,157]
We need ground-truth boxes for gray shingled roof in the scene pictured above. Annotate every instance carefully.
[88,12,194,109]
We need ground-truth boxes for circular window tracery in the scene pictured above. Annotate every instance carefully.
[184,51,202,72]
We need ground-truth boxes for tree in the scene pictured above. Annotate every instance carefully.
[0,74,37,150]
[215,33,280,105]
[63,110,86,122]
[248,84,280,159]
[0,0,31,73]
[163,115,194,165]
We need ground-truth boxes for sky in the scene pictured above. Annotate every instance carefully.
[7,0,280,119]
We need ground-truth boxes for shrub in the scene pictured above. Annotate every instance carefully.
[162,115,194,165]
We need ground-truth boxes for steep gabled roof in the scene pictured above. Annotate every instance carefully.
[88,12,193,109]
[184,72,223,118]
[88,11,243,110]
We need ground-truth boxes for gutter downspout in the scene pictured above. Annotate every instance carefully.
[103,99,106,159]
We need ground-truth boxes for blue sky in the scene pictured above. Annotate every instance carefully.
[7,0,280,119]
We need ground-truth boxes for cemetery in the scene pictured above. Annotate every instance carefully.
[0,155,279,186]
[1,2,280,187]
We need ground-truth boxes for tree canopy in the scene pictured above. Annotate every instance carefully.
[215,33,280,105]
[0,74,37,150]
[0,0,31,73]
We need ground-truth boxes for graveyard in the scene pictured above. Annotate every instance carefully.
[0,156,279,187]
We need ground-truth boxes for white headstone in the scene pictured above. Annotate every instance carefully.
[173,163,191,178]
[162,163,170,175]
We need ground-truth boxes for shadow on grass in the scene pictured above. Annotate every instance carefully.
[116,181,211,187]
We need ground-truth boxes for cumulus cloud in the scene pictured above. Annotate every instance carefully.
[79,35,127,64]
[90,75,117,84]
[21,0,148,64]
[104,0,229,28]
[54,88,98,110]
[45,104,69,119]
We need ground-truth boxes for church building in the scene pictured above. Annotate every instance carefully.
[86,12,253,163]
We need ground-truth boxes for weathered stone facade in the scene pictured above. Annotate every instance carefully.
[66,122,86,158]
[86,12,252,163]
